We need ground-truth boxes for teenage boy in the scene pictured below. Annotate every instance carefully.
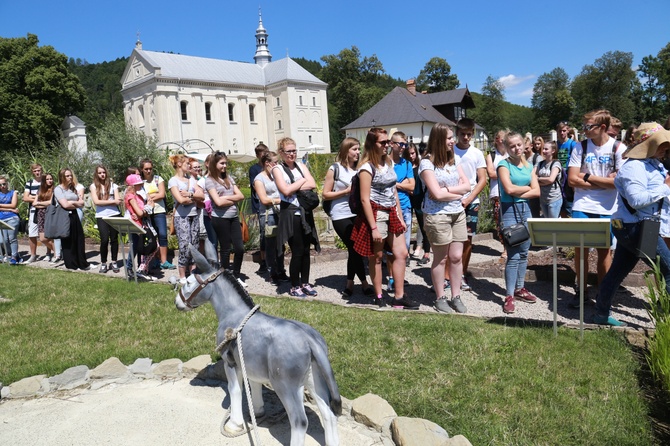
[22,163,43,263]
[249,143,268,274]
[446,118,487,291]
[567,109,625,308]
[608,116,622,139]
[556,121,577,217]
[386,131,414,292]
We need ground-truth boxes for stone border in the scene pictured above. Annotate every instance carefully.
[1,356,473,446]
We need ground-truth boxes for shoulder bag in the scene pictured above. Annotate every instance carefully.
[499,161,530,247]
[264,206,279,238]
[282,163,320,212]
[44,188,71,239]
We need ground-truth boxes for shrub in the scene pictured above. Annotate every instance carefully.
[644,260,670,396]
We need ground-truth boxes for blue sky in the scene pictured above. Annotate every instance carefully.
[2,0,669,107]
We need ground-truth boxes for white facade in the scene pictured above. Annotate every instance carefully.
[120,14,330,157]
[61,115,88,153]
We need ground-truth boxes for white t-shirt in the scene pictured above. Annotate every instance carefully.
[327,162,356,221]
[489,150,509,198]
[168,176,198,217]
[273,164,306,208]
[568,138,625,214]
[90,183,121,218]
[418,158,463,215]
[454,145,486,204]
[359,161,397,208]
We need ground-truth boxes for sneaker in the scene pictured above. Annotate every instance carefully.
[289,287,307,298]
[178,277,187,285]
[9,257,18,265]
[136,271,155,281]
[412,248,424,259]
[24,256,36,265]
[375,295,387,308]
[79,265,92,271]
[444,279,451,290]
[435,297,453,314]
[503,295,515,314]
[390,295,420,310]
[51,256,61,264]
[257,262,268,274]
[46,254,53,263]
[387,278,395,294]
[99,264,108,274]
[461,275,471,291]
[269,276,280,286]
[417,256,430,265]
[514,288,537,303]
[593,315,627,327]
[237,278,248,288]
[301,284,318,296]
[450,295,468,313]
[111,262,120,273]
[160,261,176,270]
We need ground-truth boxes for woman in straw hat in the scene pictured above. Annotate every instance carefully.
[594,122,670,326]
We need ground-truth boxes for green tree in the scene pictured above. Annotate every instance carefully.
[416,57,460,93]
[531,67,574,133]
[571,51,636,125]
[637,42,670,122]
[0,34,86,161]
[319,46,402,149]
[476,76,506,138]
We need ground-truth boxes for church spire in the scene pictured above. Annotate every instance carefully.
[254,8,272,67]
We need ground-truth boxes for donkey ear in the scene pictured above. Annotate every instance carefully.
[190,245,214,274]
[203,240,220,268]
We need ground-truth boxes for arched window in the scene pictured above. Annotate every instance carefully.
[249,104,255,122]
[205,102,212,121]
[228,103,235,122]
[312,97,316,106]
[308,135,312,143]
[180,101,188,121]
[278,119,282,130]
[299,96,303,106]
[276,97,281,107]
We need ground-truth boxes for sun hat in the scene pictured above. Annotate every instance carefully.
[125,174,144,186]
[624,122,670,159]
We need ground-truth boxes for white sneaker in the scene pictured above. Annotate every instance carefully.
[237,278,248,288]
[25,256,36,265]
[178,277,187,285]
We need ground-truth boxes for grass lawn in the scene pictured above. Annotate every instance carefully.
[0,265,657,445]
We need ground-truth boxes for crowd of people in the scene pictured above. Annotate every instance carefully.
[2,111,670,326]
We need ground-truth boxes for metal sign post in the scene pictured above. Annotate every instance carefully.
[102,217,146,285]
[526,218,611,339]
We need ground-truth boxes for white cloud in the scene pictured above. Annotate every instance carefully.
[498,74,535,88]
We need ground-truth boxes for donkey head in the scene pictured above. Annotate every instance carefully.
[174,243,220,311]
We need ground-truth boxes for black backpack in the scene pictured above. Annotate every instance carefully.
[322,163,339,217]
[349,164,376,215]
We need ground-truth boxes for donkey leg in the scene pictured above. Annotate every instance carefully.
[274,382,308,446]
[222,363,246,434]
[305,366,340,446]
[249,380,266,418]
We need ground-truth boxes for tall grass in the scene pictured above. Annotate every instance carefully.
[644,261,670,396]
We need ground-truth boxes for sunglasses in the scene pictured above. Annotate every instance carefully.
[377,140,390,146]
[582,123,601,131]
[0,183,7,186]
[392,141,408,148]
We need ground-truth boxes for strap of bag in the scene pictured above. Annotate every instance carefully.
[497,159,524,224]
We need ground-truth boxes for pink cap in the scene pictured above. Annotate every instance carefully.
[126,174,144,186]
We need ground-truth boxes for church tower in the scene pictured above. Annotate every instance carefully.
[253,8,272,67]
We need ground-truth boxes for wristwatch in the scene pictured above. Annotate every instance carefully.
[583,173,591,183]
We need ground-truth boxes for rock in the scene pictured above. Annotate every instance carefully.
[182,355,212,378]
[49,365,89,390]
[91,357,129,380]
[129,358,153,376]
[152,358,182,378]
[1,385,9,399]
[391,416,450,446]
[351,393,397,432]
[446,435,473,446]
[9,375,47,398]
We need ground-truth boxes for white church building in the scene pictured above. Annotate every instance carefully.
[120,12,330,158]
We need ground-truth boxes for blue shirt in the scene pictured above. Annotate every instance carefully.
[613,158,670,224]
[0,189,17,221]
[498,159,532,203]
[393,157,413,210]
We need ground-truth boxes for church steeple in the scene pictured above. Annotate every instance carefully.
[253,8,272,67]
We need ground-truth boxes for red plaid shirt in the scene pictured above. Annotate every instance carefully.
[351,201,405,257]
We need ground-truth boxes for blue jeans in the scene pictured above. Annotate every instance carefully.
[595,224,670,318]
[0,215,19,257]
[402,207,412,251]
[540,198,563,219]
[151,213,168,247]
[501,201,531,296]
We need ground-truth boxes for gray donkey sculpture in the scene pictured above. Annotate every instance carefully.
[174,245,341,446]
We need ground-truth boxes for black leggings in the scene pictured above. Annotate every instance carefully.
[332,216,367,282]
[211,216,244,277]
[96,217,119,263]
[414,210,431,253]
[287,213,311,287]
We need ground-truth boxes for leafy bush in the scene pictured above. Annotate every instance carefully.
[644,261,670,396]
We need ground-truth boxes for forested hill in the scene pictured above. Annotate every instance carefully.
[68,57,128,137]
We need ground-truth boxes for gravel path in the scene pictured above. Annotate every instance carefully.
[20,237,654,330]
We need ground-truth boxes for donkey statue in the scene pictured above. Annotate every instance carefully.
[174,245,341,446]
